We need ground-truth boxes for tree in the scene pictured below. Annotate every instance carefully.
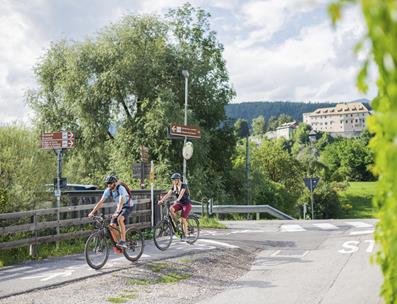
[0,125,54,212]
[330,1,395,299]
[252,115,266,135]
[28,4,235,201]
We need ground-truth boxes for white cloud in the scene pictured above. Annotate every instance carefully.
[0,0,376,123]
[225,4,376,102]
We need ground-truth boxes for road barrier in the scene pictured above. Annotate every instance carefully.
[0,190,162,255]
[191,204,295,220]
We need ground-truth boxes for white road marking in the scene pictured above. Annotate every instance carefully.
[345,221,373,228]
[21,270,75,282]
[280,224,306,232]
[364,240,375,253]
[229,229,266,234]
[313,223,339,230]
[350,230,374,236]
[270,250,309,258]
[198,239,239,249]
[338,241,360,254]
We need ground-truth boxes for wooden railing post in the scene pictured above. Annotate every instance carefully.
[29,212,38,257]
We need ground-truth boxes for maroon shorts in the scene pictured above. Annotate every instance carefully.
[171,202,192,219]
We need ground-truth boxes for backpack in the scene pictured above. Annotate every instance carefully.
[110,181,132,203]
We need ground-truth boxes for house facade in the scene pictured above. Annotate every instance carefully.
[303,102,370,138]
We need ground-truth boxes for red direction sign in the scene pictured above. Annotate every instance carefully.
[41,131,75,149]
[169,124,201,139]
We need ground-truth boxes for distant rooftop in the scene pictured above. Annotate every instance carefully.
[308,102,369,116]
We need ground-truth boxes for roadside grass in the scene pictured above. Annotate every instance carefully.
[0,238,85,268]
[127,278,153,286]
[159,272,191,283]
[339,182,378,219]
[199,216,226,229]
[107,297,128,304]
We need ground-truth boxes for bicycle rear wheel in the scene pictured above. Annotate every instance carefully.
[186,215,200,244]
[153,220,173,251]
[123,228,144,262]
[85,230,109,270]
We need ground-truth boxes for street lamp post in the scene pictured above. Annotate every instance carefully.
[182,70,189,184]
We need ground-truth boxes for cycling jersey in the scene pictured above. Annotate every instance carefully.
[102,185,133,208]
[171,183,191,204]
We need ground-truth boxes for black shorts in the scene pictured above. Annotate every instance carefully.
[110,207,133,226]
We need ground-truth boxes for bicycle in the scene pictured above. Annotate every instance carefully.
[84,214,144,270]
[153,200,200,251]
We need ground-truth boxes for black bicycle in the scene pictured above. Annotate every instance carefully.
[153,200,200,251]
[85,215,144,270]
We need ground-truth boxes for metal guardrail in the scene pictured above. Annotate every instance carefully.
[191,204,295,220]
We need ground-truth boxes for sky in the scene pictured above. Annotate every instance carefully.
[0,0,377,124]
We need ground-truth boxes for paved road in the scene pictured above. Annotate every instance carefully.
[0,219,382,303]
[200,219,382,304]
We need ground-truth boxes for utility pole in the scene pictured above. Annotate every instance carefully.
[182,70,189,184]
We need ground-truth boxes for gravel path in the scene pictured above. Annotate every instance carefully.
[2,248,256,304]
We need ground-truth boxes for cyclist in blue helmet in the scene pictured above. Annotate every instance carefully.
[88,175,133,249]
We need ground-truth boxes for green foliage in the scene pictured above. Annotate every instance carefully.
[199,216,226,229]
[27,4,235,199]
[252,115,266,135]
[330,0,397,302]
[338,182,377,218]
[321,137,374,181]
[267,114,294,131]
[0,125,54,212]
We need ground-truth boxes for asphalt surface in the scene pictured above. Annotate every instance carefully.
[0,219,382,303]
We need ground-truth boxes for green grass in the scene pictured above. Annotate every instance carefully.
[107,297,128,303]
[149,262,170,273]
[178,258,193,263]
[199,216,226,229]
[159,272,191,284]
[338,181,378,218]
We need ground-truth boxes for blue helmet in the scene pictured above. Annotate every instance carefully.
[171,173,182,180]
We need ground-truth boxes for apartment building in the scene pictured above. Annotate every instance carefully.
[303,102,370,138]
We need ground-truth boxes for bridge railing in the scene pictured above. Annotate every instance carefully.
[0,190,162,255]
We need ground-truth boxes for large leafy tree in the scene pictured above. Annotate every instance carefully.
[330,0,397,301]
[28,4,235,199]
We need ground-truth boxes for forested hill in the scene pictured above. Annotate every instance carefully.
[225,100,371,123]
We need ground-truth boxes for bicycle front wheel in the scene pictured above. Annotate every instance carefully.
[153,220,173,251]
[186,215,200,245]
[123,228,144,262]
[85,230,109,270]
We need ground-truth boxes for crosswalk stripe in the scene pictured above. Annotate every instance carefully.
[280,224,306,232]
[345,221,373,228]
[312,223,338,230]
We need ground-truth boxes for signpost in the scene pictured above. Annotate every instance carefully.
[41,131,74,149]
[304,177,320,219]
[41,131,75,248]
[169,124,201,139]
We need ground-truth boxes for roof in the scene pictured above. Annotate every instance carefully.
[308,102,369,117]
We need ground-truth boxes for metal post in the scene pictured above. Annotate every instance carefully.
[310,179,315,220]
[56,149,62,249]
[303,203,307,219]
[150,160,154,227]
[246,135,250,204]
[182,70,189,184]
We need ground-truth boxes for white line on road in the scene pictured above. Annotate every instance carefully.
[345,222,373,228]
[280,225,306,232]
[350,230,374,236]
[21,270,75,282]
[198,239,239,249]
[229,229,266,234]
[313,223,339,230]
[270,250,309,258]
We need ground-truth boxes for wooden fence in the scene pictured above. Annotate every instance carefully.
[0,190,162,255]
